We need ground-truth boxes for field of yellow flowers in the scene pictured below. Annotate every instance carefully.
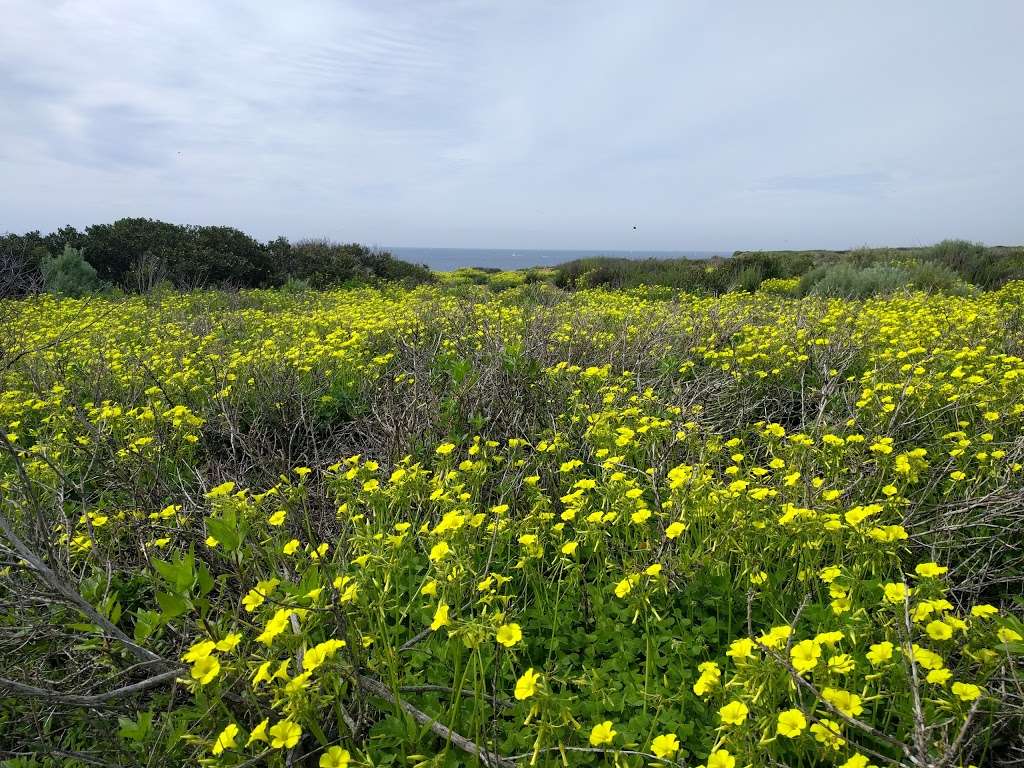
[1,283,1022,768]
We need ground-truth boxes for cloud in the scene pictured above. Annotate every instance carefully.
[1,0,1022,249]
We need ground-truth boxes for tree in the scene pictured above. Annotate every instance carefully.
[40,245,103,297]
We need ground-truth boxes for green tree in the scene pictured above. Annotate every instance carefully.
[40,245,103,297]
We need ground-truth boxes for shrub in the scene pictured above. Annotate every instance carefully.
[905,260,975,296]
[281,276,312,293]
[486,270,526,292]
[757,277,801,296]
[799,263,913,299]
[921,239,1024,289]
[447,267,492,286]
[40,245,103,297]
[275,239,432,289]
[729,265,765,293]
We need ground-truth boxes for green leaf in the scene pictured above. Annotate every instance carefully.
[204,516,240,552]
[133,609,160,643]
[156,591,188,621]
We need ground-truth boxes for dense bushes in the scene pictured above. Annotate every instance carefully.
[553,243,1017,297]
[920,239,1024,289]
[265,238,432,289]
[0,218,432,295]
[798,261,974,299]
[799,263,914,298]
[553,252,816,294]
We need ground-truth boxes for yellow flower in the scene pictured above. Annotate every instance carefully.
[269,719,302,749]
[252,661,274,686]
[496,623,522,648]
[997,627,1023,643]
[182,639,217,663]
[819,566,842,583]
[430,602,450,631]
[243,589,266,612]
[215,633,242,652]
[283,538,301,555]
[211,722,238,755]
[971,604,998,618]
[631,508,651,524]
[284,671,312,694]
[790,639,821,673]
[758,625,792,649]
[650,733,679,759]
[320,746,351,768]
[305,639,346,671]
[429,541,451,562]
[514,668,540,700]
[257,609,293,645]
[561,541,579,556]
[644,563,662,576]
[435,442,455,455]
[718,700,748,726]
[915,562,948,578]
[246,718,269,746]
[926,620,953,641]
[840,754,876,768]
[190,655,221,685]
[206,481,235,498]
[726,638,755,661]
[815,630,844,646]
[827,653,855,674]
[822,687,863,717]
[810,719,845,750]
[707,749,735,768]
[951,682,982,702]
[268,510,287,526]
[589,720,617,746]
[882,582,910,604]
[866,641,894,665]
[777,709,806,737]
[665,521,686,539]
[614,578,633,598]
[926,668,952,685]
[910,644,944,670]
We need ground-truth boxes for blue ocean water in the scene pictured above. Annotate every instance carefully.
[386,247,731,272]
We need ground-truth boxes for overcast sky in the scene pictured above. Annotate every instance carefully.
[2,1,1022,250]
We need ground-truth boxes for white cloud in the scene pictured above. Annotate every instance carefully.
[1,0,1022,248]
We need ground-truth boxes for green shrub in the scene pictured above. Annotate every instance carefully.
[729,265,764,293]
[40,245,103,297]
[272,240,432,289]
[486,271,526,292]
[904,260,975,296]
[799,263,913,299]
[757,277,800,296]
[921,239,1024,289]
[446,268,492,286]
[281,276,312,293]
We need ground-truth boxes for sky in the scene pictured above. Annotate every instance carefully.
[1,1,1022,251]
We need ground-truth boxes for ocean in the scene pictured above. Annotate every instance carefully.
[386,247,731,272]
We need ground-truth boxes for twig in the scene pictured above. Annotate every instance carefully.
[357,674,515,768]
[0,668,183,707]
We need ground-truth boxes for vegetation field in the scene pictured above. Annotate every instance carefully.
[1,279,1023,768]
